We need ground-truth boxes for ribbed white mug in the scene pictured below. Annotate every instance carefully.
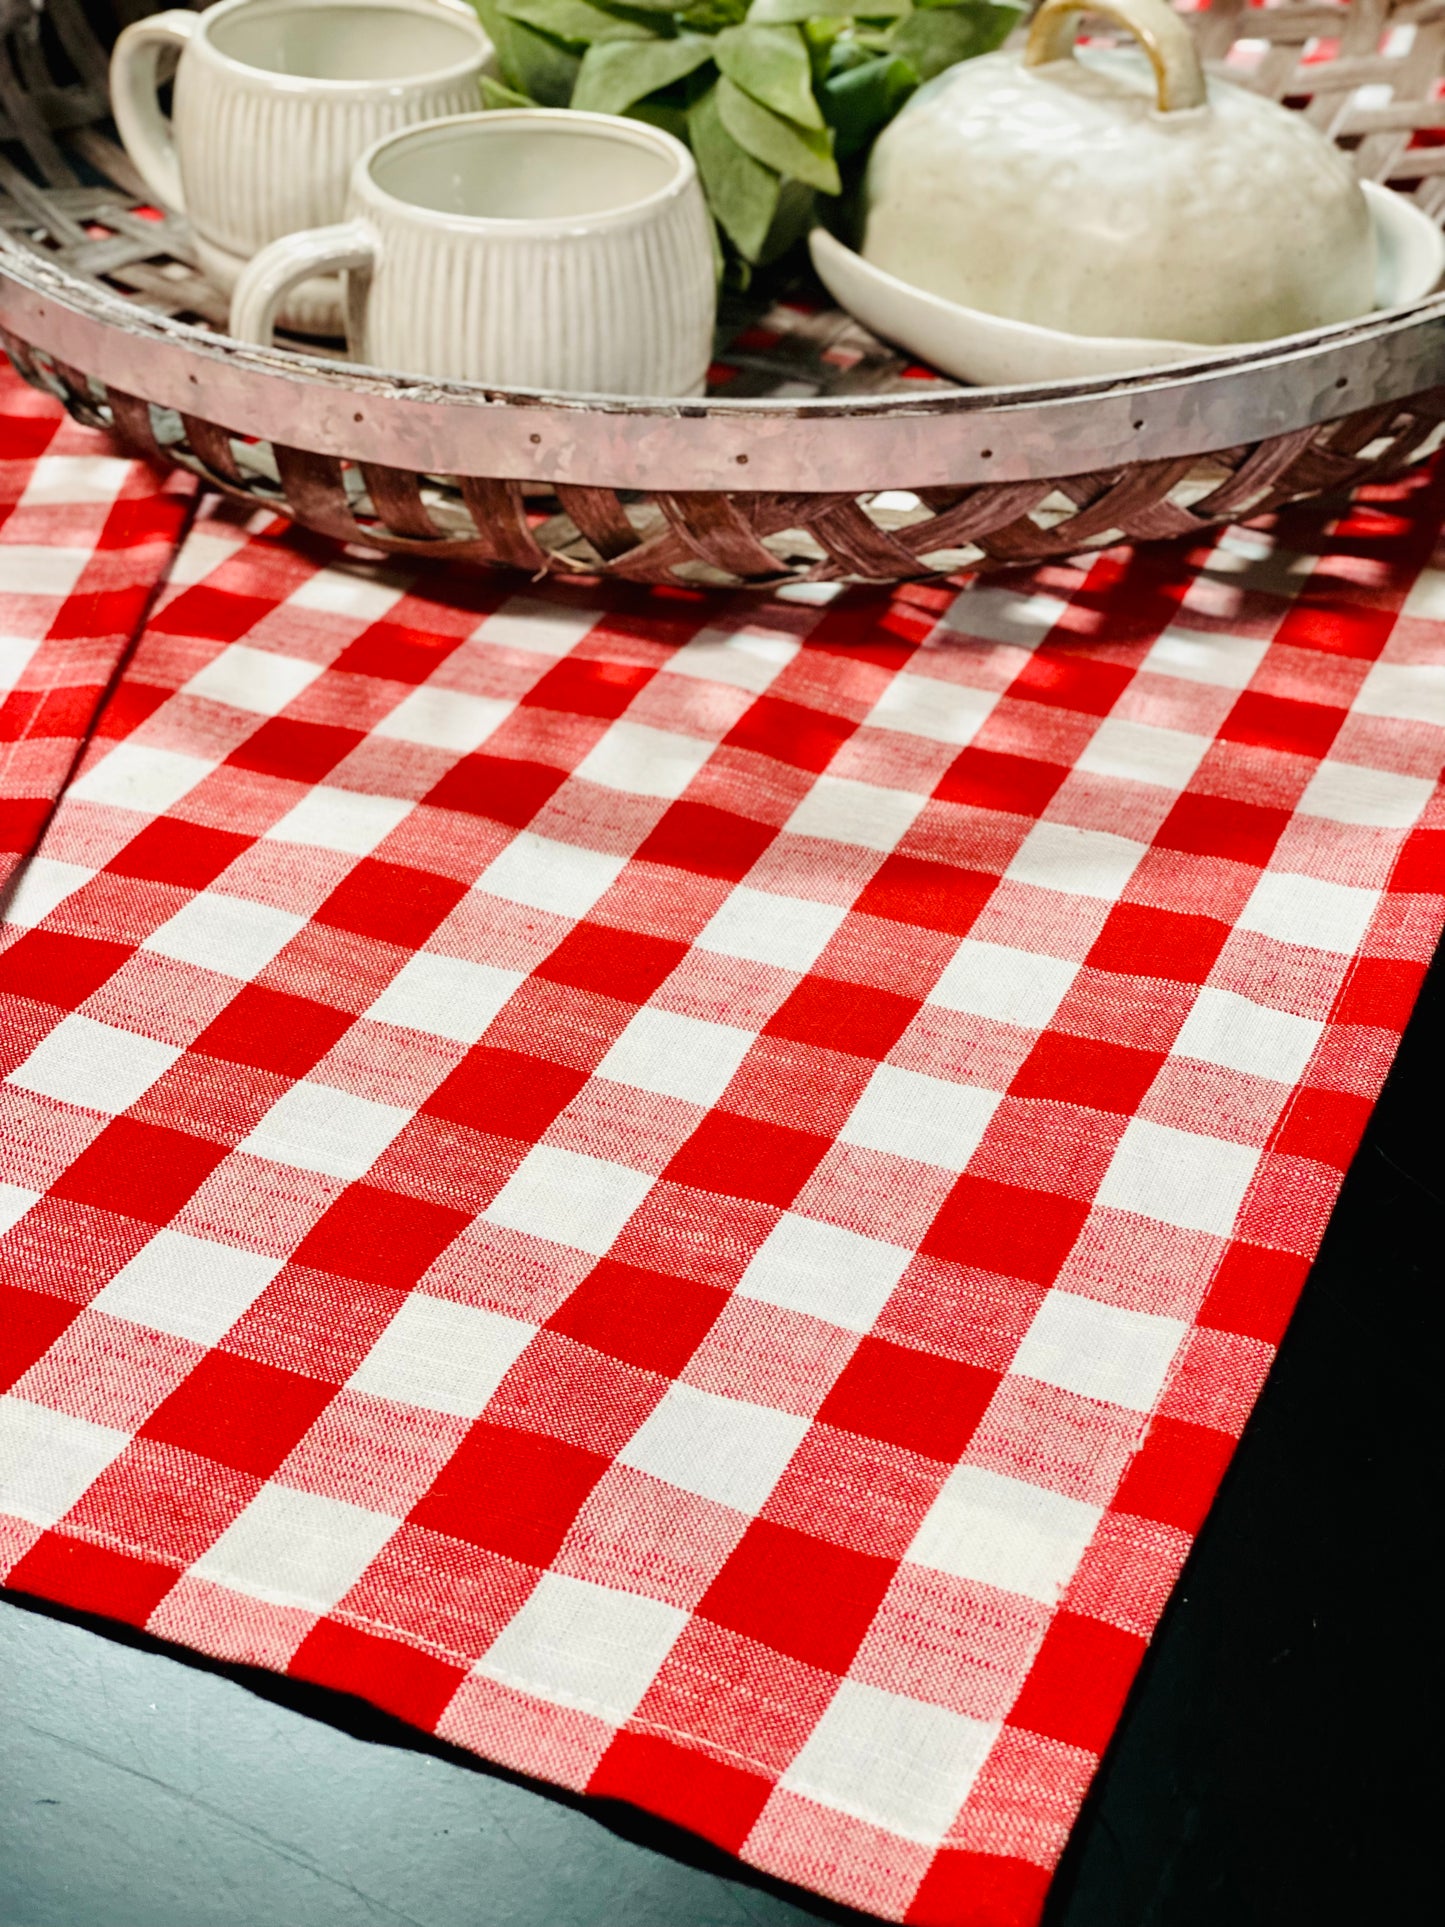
[110,0,491,335]
[228,111,718,398]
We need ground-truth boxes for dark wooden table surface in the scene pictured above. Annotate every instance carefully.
[3,944,1438,1927]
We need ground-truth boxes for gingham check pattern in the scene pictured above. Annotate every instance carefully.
[0,366,195,889]
[3,374,1444,1927]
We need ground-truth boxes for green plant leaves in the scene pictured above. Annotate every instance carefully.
[716,73,840,191]
[747,0,910,25]
[572,34,718,113]
[464,0,1015,264]
[480,74,537,107]
[820,50,916,156]
[688,82,780,260]
[499,0,651,41]
[890,0,1022,81]
[714,24,824,128]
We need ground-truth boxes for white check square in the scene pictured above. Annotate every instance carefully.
[193,1485,398,1610]
[476,832,627,920]
[1098,1117,1259,1237]
[0,633,38,695]
[1352,659,1445,728]
[0,546,92,597]
[938,586,1066,651]
[929,938,1079,1029]
[287,566,408,621]
[472,597,599,657]
[865,672,998,748]
[366,952,524,1043]
[349,1294,534,1417]
[143,893,307,978]
[1171,986,1322,1085]
[8,1015,179,1115]
[479,1571,686,1721]
[20,453,132,507]
[1141,626,1269,690]
[597,1007,754,1106]
[1009,1290,1186,1412]
[91,1231,285,1346]
[840,1064,1001,1171]
[1402,568,1445,621]
[0,1397,129,1527]
[1076,717,1211,791]
[182,644,322,717]
[1298,760,1435,830]
[574,720,714,801]
[785,776,927,854]
[737,1213,912,1333]
[1237,870,1378,956]
[374,685,513,753]
[906,1465,1102,1605]
[240,1082,412,1181]
[695,886,847,972]
[2,857,93,929]
[264,786,413,856]
[0,1183,40,1237]
[619,1382,809,1514]
[782,1678,996,1845]
[661,625,799,694]
[1005,821,1147,902]
[68,742,214,816]
[485,1146,652,1257]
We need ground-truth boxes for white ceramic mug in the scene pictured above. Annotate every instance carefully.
[229,111,718,398]
[110,0,491,335]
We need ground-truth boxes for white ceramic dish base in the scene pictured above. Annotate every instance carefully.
[809,182,1445,388]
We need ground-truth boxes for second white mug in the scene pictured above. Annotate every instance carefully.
[111,0,492,335]
[229,111,718,398]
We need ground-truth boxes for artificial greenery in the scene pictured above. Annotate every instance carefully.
[468,0,1022,272]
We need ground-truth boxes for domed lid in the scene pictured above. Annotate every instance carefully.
[861,0,1375,346]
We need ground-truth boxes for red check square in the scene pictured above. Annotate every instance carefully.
[107,818,252,890]
[50,1119,229,1224]
[664,1111,832,1208]
[725,695,855,773]
[698,1517,895,1675]
[1010,1033,1166,1113]
[228,717,365,784]
[141,1351,335,1479]
[0,930,131,1010]
[315,859,469,949]
[817,1338,1000,1462]
[523,656,652,720]
[634,800,776,881]
[195,985,355,1079]
[425,753,566,827]
[855,853,998,937]
[424,1046,588,1139]
[536,923,688,1005]
[409,1422,610,1567]
[546,1262,728,1376]
[923,1176,1091,1285]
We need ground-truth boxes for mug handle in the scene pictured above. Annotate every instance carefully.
[229,224,377,348]
[1023,0,1207,113]
[109,10,200,213]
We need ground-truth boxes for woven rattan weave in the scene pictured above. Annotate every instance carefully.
[2,0,1443,585]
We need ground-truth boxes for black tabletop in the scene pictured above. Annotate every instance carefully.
[2,941,1438,1927]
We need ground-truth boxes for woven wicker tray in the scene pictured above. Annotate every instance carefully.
[2,0,1443,586]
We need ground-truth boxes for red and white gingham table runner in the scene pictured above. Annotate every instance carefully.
[3,361,1443,1926]
[1,373,195,888]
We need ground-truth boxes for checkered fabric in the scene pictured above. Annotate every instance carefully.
[0,365,196,890]
[2,373,1444,1927]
